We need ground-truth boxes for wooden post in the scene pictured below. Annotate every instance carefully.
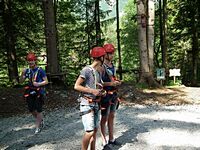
[116,0,122,80]
[173,76,176,84]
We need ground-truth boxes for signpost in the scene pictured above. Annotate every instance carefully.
[169,69,181,84]
[156,68,165,85]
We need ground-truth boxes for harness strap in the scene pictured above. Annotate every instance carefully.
[80,109,93,116]
[100,92,120,109]
[83,96,101,103]
[33,67,41,82]
[23,86,41,99]
[107,89,117,95]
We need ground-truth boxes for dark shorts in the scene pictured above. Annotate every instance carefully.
[26,95,44,113]
[101,92,118,116]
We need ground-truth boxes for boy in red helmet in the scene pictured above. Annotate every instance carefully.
[74,46,106,150]
[100,43,121,148]
[20,52,48,134]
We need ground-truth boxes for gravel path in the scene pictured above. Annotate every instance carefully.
[1,103,200,150]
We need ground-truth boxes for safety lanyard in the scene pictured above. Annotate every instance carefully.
[28,67,40,83]
[33,68,39,82]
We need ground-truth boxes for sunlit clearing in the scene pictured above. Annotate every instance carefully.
[138,111,200,124]
[143,128,200,147]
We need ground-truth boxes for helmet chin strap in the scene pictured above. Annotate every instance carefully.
[105,54,111,61]
[101,57,105,65]
[97,57,104,66]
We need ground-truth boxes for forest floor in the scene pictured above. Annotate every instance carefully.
[1,83,200,149]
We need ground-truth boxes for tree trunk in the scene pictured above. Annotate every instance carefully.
[116,0,122,80]
[162,0,167,70]
[42,0,59,74]
[137,0,160,87]
[95,0,101,46]
[159,0,168,84]
[147,0,154,73]
[162,0,168,86]
[2,0,19,83]
[158,0,164,69]
[86,0,90,51]
[191,0,199,86]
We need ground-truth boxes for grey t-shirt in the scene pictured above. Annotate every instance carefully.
[79,65,102,105]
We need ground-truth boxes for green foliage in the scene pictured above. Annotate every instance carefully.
[120,0,139,71]
[1,0,199,87]
[56,0,90,77]
[167,0,199,85]
[166,79,182,86]
[102,0,139,81]
[122,72,139,83]
[57,0,110,85]
[135,82,149,89]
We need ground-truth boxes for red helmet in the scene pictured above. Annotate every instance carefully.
[26,52,37,61]
[103,43,115,53]
[90,47,106,58]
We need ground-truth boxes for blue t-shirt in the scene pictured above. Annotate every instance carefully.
[102,63,116,91]
[25,67,47,95]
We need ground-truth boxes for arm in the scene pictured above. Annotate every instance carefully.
[33,76,48,87]
[32,68,48,87]
[74,76,100,96]
[19,69,27,83]
[103,80,121,87]
[103,74,121,87]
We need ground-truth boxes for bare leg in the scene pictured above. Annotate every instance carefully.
[90,128,98,150]
[35,112,43,128]
[108,112,115,141]
[82,131,94,150]
[100,116,108,145]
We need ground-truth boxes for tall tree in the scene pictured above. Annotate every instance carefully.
[190,0,199,86]
[42,0,59,75]
[2,0,19,83]
[158,0,168,80]
[95,0,101,45]
[167,0,199,86]
[147,0,154,72]
[116,0,122,80]
[136,0,160,87]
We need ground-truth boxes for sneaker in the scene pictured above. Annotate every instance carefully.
[108,140,121,146]
[34,128,41,134]
[102,144,112,150]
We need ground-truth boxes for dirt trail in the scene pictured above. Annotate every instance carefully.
[1,86,200,150]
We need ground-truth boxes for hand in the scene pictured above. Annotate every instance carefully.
[23,68,27,73]
[21,68,27,75]
[33,82,40,87]
[96,83,103,89]
[91,89,102,96]
[100,90,107,97]
[112,80,121,86]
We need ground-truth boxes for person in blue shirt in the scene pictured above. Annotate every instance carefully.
[20,52,48,134]
[100,44,121,148]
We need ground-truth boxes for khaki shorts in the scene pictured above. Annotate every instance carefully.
[80,104,99,131]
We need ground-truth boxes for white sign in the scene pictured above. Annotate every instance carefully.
[169,69,181,77]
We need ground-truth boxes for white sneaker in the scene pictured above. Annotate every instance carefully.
[34,128,41,134]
